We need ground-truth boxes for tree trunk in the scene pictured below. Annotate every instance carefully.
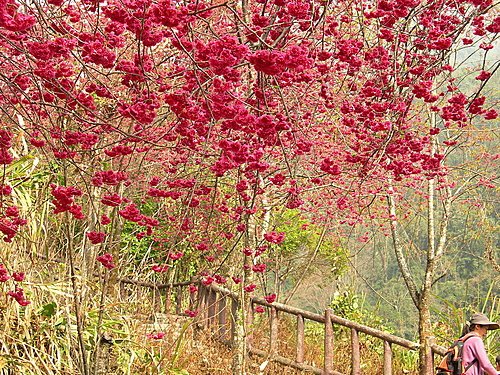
[231,298,247,375]
[418,298,434,375]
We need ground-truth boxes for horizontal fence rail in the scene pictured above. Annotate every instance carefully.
[119,278,448,374]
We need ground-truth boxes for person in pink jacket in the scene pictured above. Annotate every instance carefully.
[462,313,499,375]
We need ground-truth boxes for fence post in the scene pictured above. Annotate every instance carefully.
[175,286,182,315]
[296,314,305,364]
[189,285,196,311]
[217,295,227,340]
[270,306,279,355]
[152,286,161,312]
[207,288,217,329]
[197,285,208,328]
[351,328,360,375]
[383,340,392,375]
[324,308,334,375]
[164,285,171,314]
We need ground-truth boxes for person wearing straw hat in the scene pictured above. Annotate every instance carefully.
[461,313,499,375]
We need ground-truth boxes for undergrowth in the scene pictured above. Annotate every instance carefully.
[0,255,422,375]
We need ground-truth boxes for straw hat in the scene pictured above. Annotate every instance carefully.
[470,313,500,330]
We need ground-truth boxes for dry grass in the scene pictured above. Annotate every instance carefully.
[0,291,419,375]
[0,249,419,375]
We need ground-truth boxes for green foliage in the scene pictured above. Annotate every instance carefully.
[119,199,203,282]
[121,221,158,263]
[38,302,57,318]
[328,289,421,372]
[329,290,393,332]
[275,210,315,256]
[303,320,326,341]
[168,320,192,370]
[433,282,498,357]
[393,348,419,374]
[275,209,349,276]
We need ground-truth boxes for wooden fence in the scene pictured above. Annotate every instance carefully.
[119,278,447,375]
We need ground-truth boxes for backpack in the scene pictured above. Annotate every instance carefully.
[436,333,478,375]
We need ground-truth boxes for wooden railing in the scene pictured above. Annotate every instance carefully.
[119,278,447,375]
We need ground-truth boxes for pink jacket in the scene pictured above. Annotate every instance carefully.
[462,335,498,375]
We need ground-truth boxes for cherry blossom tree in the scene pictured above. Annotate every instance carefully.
[0,0,497,373]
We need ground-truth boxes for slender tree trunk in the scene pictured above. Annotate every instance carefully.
[66,214,89,375]
[231,1,252,368]
[419,140,438,374]
[387,163,441,374]
[418,294,434,375]
[107,185,124,297]
[62,164,89,375]
[231,212,254,374]
[92,270,109,375]
[231,296,247,375]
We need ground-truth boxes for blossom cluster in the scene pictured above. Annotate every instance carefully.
[0,264,30,306]
[8,286,31,306]
[0,206,27,242]
[87,231,107,244]
[0,0,496,304]
[96,253,116,269]
[0,129,13,165]
[0,129,27,241]
[92,170,129,187]
[50,184,84,219]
